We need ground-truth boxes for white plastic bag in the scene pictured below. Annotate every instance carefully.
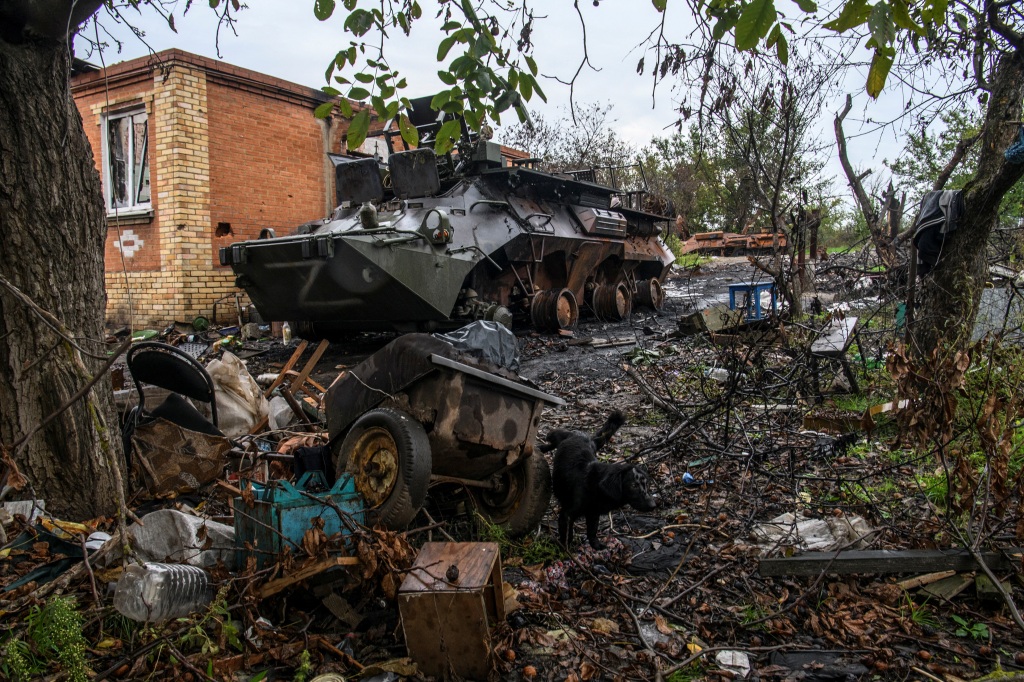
[204,351,269,437]
[128,509,236,569]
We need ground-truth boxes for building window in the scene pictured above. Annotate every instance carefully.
[103,108,150,213]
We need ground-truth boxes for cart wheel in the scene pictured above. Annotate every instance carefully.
[336,408,431,529]
[472,453,551,537]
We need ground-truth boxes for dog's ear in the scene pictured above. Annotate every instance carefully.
[597,462,632,500]
[539,428,571,453]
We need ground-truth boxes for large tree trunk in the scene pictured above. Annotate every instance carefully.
[910,50,1024,355]
[0,23,123,519]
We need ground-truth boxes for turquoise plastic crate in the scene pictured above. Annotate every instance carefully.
[233,471,364,568]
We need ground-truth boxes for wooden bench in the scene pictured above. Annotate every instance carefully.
[810,316,859,395]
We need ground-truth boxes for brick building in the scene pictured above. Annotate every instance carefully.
[72,49,352,328]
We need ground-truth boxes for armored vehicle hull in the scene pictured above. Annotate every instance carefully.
[222,144,674,336]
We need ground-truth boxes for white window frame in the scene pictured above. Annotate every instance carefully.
[101,107,151,216]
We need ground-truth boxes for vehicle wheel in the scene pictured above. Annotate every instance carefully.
[530,288,579,331]
[471,453,551,537]
[591,282,632,321]
[336,407,431,529]
[634,278,665,311]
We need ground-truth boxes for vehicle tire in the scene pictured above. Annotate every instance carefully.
[335,407,431,529]
[471,453,551,537]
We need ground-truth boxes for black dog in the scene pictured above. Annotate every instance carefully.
[541,410,657,549]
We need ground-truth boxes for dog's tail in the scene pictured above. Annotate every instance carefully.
[592,409,626,450]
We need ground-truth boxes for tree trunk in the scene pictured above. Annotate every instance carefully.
[910,51,1024,355]
[0,31,123,519]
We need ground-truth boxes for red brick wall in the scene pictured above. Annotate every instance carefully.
[207,81,331,266]
[73,79,163,274]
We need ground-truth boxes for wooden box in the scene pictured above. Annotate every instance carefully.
[398,542,505,680]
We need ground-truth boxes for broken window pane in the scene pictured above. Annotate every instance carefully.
[108,116,129,209]
[134,117,150,204]
[105,108,150,212]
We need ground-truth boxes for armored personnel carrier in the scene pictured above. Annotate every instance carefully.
[221,113,675,337]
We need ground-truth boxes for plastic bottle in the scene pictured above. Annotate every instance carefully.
[112,563,212,622]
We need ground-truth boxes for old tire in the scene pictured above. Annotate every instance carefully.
[336,407,431,529]
[471,453,552,537]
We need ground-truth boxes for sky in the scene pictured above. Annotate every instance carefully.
[75,1,925,207]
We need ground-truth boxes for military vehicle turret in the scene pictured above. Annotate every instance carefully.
[221,106,674,337]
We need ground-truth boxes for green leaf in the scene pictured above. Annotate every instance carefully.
[313,0,335,21]
[735,0,777,50]
[348,86,370,100]
[518,73,533,101]
[339,99,353,118]
[866,48,894,98]
[775,31,789,64]
[354,72,374,83]
[344,8,375,35]
[322,86,341,96]
[460,0,478,24]
[399,114,420,148]
[346,108,371,150]
[532,78,546,103]
[793,0,816,11]
[441,21,462,31]
[371,95,387,118]
[380,84,395,99]
[823,0,870,32]
[868,3,895,47]
[343,0,356,8]
[438,35,458,61]
[314,101,335,119]
[436,118,462,153]
[712,12,738,41]
[250,671,268,682]
[384,101,399,119]
[652,0,667,10]
[438,70,458,85]
[525,55,538,76]
[431,89,452,110]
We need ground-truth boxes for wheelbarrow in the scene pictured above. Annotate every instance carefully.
[324,334,563,536]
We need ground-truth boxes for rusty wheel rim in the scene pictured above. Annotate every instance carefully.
[555,292,575,328]
[346,426,400,506]
[478,467,524,518]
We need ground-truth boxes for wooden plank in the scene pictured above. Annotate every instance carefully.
[287,339,329,398]
[811,316,858,357]
[920,573,974,601]
[250,341,314,434]
[759,548,1022,577]
[400,542,501,593]
[259,556,360,598]
[896,570,956,591]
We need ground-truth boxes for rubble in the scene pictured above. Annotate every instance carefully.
[2,253,1024,681]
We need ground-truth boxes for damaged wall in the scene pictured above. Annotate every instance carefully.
[71,49,351,328]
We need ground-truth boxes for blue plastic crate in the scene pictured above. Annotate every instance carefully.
[728,281,777,321]
[233,471,364,568]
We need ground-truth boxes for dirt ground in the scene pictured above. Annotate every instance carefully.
[3,256,1022,682]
